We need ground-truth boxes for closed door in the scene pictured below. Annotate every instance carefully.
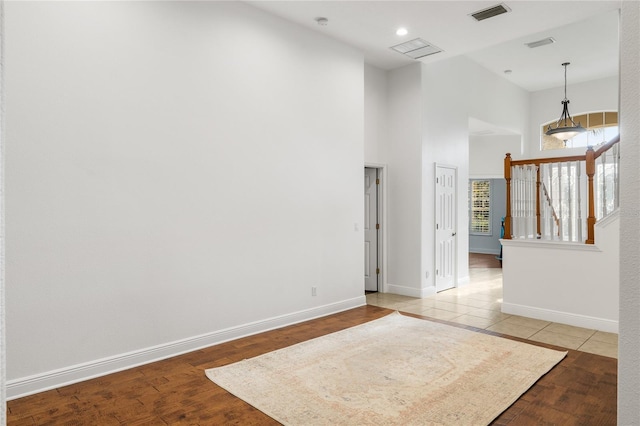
[435,165,457,292]
[364,168,378,291]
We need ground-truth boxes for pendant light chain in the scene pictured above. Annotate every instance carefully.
[563,62,568,101]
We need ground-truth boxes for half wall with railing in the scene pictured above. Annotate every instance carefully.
[503,135,619,244]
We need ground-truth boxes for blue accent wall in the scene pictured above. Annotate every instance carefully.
[469,179,506,255]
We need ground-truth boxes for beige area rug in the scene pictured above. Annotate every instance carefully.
[206,312,566,425]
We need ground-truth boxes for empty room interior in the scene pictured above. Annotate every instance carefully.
[2,0,640,424]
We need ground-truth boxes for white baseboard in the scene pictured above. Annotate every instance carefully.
[384,284,436,298]
[502,302,618,333]
[456,275,470,288]
[7,296,366,400]
[420,286,436,297]
[385,283,422,298]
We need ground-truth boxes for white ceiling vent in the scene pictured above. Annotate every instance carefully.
[525,37,556,48]
[470,3,511,21]
[390,38,443,59]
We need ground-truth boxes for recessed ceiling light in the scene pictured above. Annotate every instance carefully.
[396,27,408,36]
[315,17,328,26]
[504,69,513,74]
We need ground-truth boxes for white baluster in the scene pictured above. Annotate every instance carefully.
[576,160,583,243]
[557,162,563,240]
[568,162,574,241]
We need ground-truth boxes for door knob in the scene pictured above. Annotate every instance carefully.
[452,232,457,237]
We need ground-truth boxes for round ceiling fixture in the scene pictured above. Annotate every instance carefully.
[315,17,329,26]
[396,27,408,36]
[545,62,587,144]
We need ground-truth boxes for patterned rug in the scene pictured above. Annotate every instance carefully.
[206,312,566,425]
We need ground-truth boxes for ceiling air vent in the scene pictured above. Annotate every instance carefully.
[525,37,556,48]
[470,3,511,21]
[390,38,443,60]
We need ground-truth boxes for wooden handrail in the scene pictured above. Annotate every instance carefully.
[504,135,619,244]
[511,155,586,167]
[509,135,620,167]
[594,134,620,159]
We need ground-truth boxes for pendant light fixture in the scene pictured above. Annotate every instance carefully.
[545,62,586,144]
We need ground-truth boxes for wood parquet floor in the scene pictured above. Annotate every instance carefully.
[7,305,617,425]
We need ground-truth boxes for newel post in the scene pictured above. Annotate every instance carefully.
[504,153,512,240]
[536,166,541,237]
[586,147,596,244]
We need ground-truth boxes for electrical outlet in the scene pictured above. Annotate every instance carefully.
[311,286,317,296]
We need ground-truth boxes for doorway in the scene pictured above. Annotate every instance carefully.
[364,167,381,292]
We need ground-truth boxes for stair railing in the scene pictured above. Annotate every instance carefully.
[540,182,560,237]
[504,134,619,244]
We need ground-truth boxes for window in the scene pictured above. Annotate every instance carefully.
[541,111,618,150]
[470,180,491,235]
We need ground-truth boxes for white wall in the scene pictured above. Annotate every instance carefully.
[5,1,364,397]
[0,0,6,420]
[364,64,388,165]
[421,56,530,291]
[618,1,640,423]
[366,57,529,295]
[502,214,620,333]
[384,64,423,296]
[528,76,618,158]
[363,64,390,295]
[469,135,523,178]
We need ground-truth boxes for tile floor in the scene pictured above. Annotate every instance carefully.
[366,267,618,359]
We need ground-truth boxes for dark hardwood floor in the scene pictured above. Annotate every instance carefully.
[470,252,503,269]
[7,305,616,425]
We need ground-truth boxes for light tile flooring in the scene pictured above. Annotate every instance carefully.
[366,267,618,359]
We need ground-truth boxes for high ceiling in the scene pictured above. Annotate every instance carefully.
[248,1,620,92]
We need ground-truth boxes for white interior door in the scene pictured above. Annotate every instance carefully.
[435,165,457,292]
[364,168,378,291]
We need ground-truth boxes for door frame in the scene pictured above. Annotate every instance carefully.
[365,163,386,293]
[434,163,458,292]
